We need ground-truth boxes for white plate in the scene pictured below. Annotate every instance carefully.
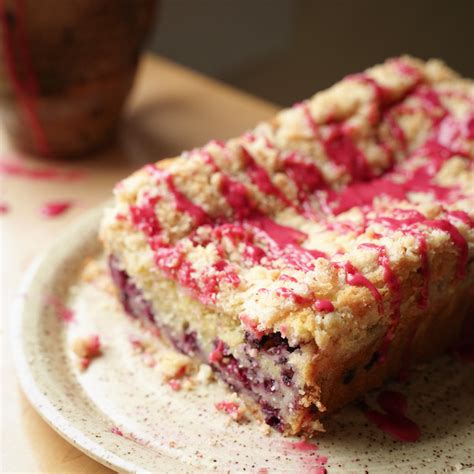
[12,205,474,473]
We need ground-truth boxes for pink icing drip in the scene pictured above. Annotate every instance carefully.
[313,299,334,312]
[360,243,401,361]
[343,262,384,315]
[424,219,468,278]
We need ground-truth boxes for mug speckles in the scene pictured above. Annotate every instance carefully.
[11,205,474,473]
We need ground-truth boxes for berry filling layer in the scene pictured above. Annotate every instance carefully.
[109,256,318,433]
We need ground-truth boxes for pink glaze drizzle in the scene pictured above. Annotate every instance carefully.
[302,102,373,181]
[242,147,292,207]
[130,194,161,237]
[249,214,308,247]
[165,173,210,226]
[123,63,473,357]
[220,174,254,219]
[343,262,384,315]
[282,152,327,199]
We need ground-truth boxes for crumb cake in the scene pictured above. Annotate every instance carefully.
[101,56,474,436]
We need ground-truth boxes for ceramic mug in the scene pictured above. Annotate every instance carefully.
[0,0,157,158]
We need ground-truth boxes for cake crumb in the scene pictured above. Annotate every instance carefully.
[129,334,157,355]
[195,363,214,384]
[72,335,102,371]
[80,258,116,294]
[160,350,193,380]
[215,393,249,423]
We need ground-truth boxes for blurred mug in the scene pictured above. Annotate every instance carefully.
[0,0,156,158]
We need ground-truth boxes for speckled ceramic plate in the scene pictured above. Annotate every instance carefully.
[12,205,474,473]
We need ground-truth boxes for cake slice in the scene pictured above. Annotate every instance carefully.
[100,56,474,436]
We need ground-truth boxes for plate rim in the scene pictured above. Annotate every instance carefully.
[10,203,144,474]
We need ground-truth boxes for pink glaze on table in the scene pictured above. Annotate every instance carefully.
[363,390,421,442]
[0,201,10,214]
[40,200,73,218]
[0,160,85,180]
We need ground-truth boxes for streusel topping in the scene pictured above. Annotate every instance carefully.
[101,56,474,355]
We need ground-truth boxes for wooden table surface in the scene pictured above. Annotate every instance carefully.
[0,54,276,473]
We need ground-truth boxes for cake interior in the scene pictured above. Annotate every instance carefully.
[109,255,322,434]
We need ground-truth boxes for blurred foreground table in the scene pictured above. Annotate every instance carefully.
[0,54,276,473]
